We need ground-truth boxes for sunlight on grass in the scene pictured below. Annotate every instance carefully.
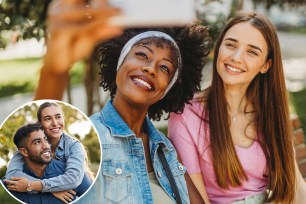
[0,58,85,97]
[0,58,42,84]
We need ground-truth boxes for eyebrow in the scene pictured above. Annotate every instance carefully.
[138,44,175,67]
[224,37,263,53]
[31,137,42,144]
[43,113,61,119]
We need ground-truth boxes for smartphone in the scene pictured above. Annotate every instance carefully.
[107,0,196,27]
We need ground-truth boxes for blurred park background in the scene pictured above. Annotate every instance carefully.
[0,0,306,203]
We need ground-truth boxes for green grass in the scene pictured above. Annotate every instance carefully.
[0,57,42,84]
[0,58,85,98]
[288,26,306,34]
[0,185,19,204]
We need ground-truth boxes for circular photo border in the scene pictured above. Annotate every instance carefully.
[0,99,102,204]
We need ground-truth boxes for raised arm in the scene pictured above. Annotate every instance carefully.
[34,0,122,100]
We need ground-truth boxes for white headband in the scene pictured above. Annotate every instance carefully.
[116,31,182,98]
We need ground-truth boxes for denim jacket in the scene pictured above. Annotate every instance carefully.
[5,133,85,192]
[77,100,189,204]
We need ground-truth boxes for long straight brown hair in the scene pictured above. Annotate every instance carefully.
[205,11,296,203]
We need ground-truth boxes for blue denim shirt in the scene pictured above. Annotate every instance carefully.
[76,100,189,204]
[5,133,85,192]
[8,159,91,204]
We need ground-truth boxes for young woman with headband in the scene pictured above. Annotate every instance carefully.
[76,27,211,204]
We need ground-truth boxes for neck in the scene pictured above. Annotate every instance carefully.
[112,97,147,136]
[24,160,47,178]
[225,88,247,115]
[48,137,61,154]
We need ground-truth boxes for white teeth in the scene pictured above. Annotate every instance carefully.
[51,128,60,133]
[42,152,50,156]
[227,65,243,73]
[134,78,152,90]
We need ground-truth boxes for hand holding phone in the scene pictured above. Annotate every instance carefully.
[107,0,197,27]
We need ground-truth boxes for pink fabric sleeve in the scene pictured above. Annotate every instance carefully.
[168,103,202,174]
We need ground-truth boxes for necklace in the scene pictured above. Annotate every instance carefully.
[231,112,240,122]
[232,115,238,122]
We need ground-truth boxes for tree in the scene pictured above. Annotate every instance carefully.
[197,0,306,41]
[0,0,51,48]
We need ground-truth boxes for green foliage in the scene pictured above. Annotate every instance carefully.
[82,128,101,164]
[0,0,51,48]
[70,61,86,85]
[251,0,306,9]
[0,185,19,204]
[291,89,306,139]
[158,126,168,137]
[0,81,35,97]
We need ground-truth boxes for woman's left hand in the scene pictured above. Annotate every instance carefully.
[4,177,29,192]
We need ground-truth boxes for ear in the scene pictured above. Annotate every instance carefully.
[19,147,29,157]
[260,59,272,74]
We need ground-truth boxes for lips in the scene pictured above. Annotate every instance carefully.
[41,150,51,157]
[49,127,61,134]
[225,64,244,73]
[131,75,155,91]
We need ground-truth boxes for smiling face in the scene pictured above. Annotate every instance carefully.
[114,39,177,107]
[22,129,51,164]
[217,22,271,89]
[40,105,65,140]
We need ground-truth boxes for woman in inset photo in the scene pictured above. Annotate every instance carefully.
[0,100,101,204]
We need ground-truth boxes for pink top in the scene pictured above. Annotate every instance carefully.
[168,99,268,204]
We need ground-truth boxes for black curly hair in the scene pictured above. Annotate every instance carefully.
[13,123,43,148]
[97,24,212,121]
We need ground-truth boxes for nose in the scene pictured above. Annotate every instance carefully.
[141,65,156,77]
[42,140,50,149]
[231,49,243,63]
[51,117,57,126]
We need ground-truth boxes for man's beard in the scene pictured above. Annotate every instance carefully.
[28,149,51,165]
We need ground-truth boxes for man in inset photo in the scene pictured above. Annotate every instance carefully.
[3,123,91,204]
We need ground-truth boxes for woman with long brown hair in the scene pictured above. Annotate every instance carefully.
[169,11,306,203]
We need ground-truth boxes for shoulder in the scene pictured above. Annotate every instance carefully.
[170,95,204,123]
[90,111,103,125]
[50,159,66,168]
[62,133,83,151]
[158,129,174,147]
[47,160,66,175]
[90,112,108,134]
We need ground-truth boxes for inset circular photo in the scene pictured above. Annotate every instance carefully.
[0,100,101,204]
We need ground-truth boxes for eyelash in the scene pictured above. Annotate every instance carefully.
[45,115,61,121]
[225,43,259,56]
[160,65,170,74]
[135,52,148,59]
[136,51,172,74]
[247,50,258,56]
[225,43,236,48]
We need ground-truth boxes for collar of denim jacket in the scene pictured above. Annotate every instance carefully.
[56,133,65,151]
[100,100,172,150]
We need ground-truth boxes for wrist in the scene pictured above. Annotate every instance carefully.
[41,63,70,76]
[31,180,43,192]
[26,180,33,192]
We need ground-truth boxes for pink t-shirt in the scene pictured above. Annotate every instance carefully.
[168,99,268,204]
